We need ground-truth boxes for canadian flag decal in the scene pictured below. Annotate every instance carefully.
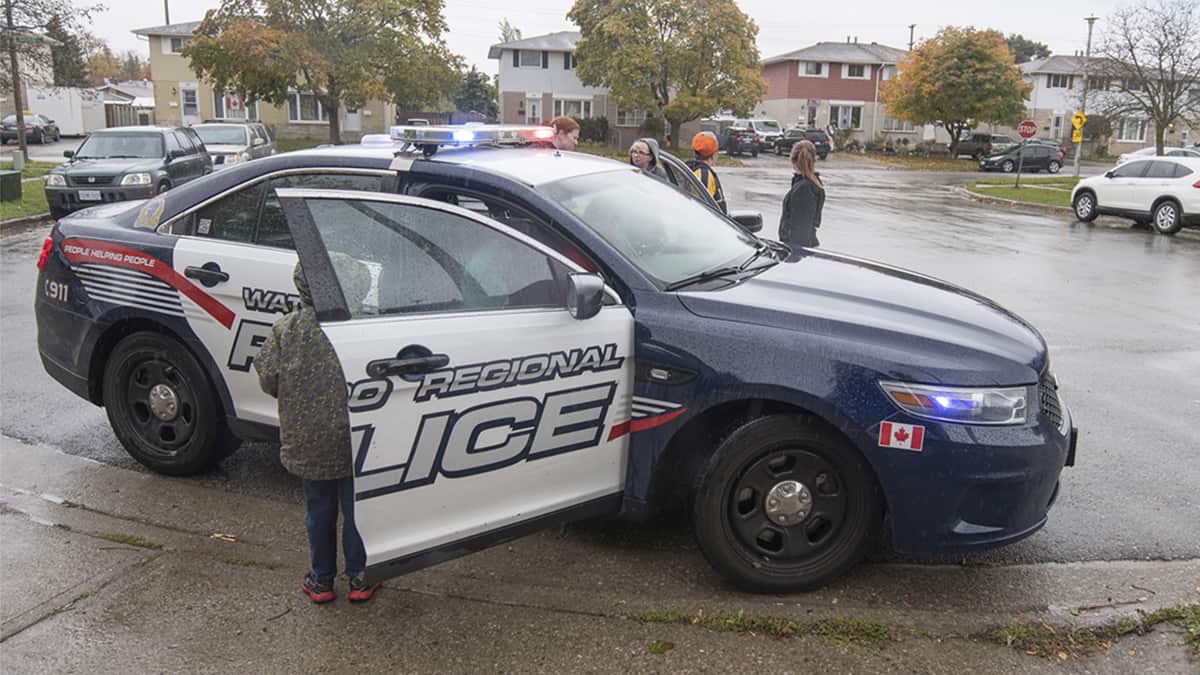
[878,421,925,452]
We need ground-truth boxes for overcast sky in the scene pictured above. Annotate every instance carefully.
[87,0,1122,73]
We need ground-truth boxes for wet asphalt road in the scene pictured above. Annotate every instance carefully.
[2,157,1198,568]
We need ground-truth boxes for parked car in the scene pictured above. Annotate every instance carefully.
[773,128,830,159]
[725,125,759,157]
[978,144,1065,173]
[1023,138,1069,155]
[732,118,783,152]
[44,126,213,220]
[1117,146,1200,165]
[193,121,275,170]
[956,132,1016,159]
[1071,157,1200,235]
[0,113,61,144]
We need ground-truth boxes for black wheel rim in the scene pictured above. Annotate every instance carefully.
[726,448,847,563]
[122,355,199,458]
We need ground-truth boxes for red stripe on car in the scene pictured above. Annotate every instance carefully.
[608,408,687,442]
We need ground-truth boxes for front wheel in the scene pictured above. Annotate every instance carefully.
[102,332,240,475]
[1001,159,1015,173]
[691,415,882,593]
[1047,160,1061,174]
[1152,200,1183,235]
[1073,191,1099,222]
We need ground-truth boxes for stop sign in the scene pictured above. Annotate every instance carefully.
[1018,120,1038,139]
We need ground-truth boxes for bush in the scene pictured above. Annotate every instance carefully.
[575,116,609,143]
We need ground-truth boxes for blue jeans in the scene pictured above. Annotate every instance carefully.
[302,477,366,582]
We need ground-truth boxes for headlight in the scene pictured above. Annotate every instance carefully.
[45,174,66,187]
[120,173,152,186]
[879,380,1029,425]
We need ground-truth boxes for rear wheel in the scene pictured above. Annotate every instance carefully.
[1001,159,1015,173]
[1072,191,1098,222]
[1048,160,1061,173]
[102,332,239,475]
[691,415,882,593]
[156,181,171,194]
[1152,199,1183,235]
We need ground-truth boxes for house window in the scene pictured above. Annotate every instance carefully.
[845,64,867,79]
[1086,76,1110,90]
[181,88,198,116]
[287,91,330,123]
[801,62,825,77]
[882,66,897,81]
[167,37,189,53]
[829,105,863,130]
[1047,74,1073,89]
[212,89,259,121]
[563,53,576,70]
[1118,118,1147,142]
[883,117,915,132]
[553,98,592,119]
[616,108,647,127]
[518,50,542,67]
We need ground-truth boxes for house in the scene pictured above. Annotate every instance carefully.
[488,31,650,147]
[1019,56,1196,152]
[131,21,393,140]
[759,40,916,142]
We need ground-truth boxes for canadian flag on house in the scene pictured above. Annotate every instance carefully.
[878,421,925,452]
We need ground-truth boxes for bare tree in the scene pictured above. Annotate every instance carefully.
[1090,0,1200,153]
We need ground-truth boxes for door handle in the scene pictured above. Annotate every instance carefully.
[366,354,449,379]
[185,264,230,287]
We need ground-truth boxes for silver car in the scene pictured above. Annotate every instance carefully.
[193,122,276,170]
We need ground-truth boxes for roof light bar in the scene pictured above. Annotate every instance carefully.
[384,124,555,148]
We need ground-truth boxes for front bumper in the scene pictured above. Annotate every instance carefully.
[45,184,157,215]
[876,407,1076,555]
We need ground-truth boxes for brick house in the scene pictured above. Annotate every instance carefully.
[131,21,393,140]
[759,41,916,142]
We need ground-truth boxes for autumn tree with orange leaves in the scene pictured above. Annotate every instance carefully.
[882,27,1031,156]
[185,0,461,143]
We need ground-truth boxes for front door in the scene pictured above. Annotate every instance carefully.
[344,108,362,133]
[179,83,200,126]
[277,189,635,582]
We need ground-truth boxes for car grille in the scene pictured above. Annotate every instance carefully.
[1039,370,1065,433]
[68,175,115,186]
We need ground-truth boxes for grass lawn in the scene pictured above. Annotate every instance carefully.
[974,176,1081,188]
[0,158,59,178]
[275,137,332,153]
[964,180,1075,208]
[0,182,50,221]
[866,154,981,171]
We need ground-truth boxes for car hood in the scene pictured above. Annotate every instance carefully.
[204,144,247,154]
[59,158,162,175]
[677,250,1047,386]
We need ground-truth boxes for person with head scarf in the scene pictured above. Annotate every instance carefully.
[685,131,727,213]
[629,137,668,181]
[779,140,826,248]
[254,256,381,605]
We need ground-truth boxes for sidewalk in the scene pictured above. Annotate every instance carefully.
[1,435,1196,673]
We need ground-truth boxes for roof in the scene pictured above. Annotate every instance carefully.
[131,21,201,37]
[1019,55,1114,75]
[763,41,908,66]
[488,31,581,60]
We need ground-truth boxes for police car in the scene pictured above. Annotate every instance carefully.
[34,125,1076,593]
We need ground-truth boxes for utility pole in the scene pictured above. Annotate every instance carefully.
[164,0,170,24]
[1072,15,1099,178]
[3,0,27,163]
[908,24,916,51]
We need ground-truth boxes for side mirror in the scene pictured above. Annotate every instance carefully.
[729,209,764,233]
[167,149,186,161]
[1104,170,1115,178]
[252,137,265,146]
[62,150,73,158]
[566,273,605,321]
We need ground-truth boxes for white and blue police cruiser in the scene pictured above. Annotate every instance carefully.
[34,125,1076,592]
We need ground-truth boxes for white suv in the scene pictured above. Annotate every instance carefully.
[1072,157,1200,235]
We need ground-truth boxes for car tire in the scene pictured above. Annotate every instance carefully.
[1151,199,1183,235]
[691,414,882,593]
[49,205,68,221]
[1072,191,1099,222]
[102,332,240,476]
[1001,159,1015,173]
[1048,161,1061,174]
[751,149,759,158]
[32,130,44,144]
[156,181,171,194]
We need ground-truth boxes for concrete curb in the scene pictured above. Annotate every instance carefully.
[954,185,1075,216]
[0,213,50,230]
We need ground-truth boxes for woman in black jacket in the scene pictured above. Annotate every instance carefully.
[779,140,825,247]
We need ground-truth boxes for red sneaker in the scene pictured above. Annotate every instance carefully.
[302,574,335,603]
[348,575,381,603]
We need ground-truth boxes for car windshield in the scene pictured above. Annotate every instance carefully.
[1,115,14,124]
[75,133,163,159]
[756,121,781,132]
[541,169,760,288]
[194,125,248,146]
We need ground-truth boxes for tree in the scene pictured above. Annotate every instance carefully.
[568,0,766,149]
[85,42,119,85]
[118,50,150,81]
[45,14,89,86]
[881,27,1031,156]
[498,18,521,43]
[453,65,497,118]
[1005,34,1051,64]
[186,0,461,143]
[1090,0,1200,154]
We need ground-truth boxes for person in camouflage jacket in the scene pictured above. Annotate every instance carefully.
[255,257,381,603]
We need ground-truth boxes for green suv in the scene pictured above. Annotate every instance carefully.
[45,126,212,220]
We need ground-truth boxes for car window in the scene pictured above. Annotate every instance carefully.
[258,173,388,250]
[75,133,164,159]
[186,183,264,243]
[1173,163,1194,178]
[659,154,712,204]
[252,125,270,143]
[303,198,569,318]
[1145,161,1178,179]
[195,125,248,146]
[174,131,197,154]
[993,136,1011,144]
[1113,161,1151,178]
[164,132,182,155]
